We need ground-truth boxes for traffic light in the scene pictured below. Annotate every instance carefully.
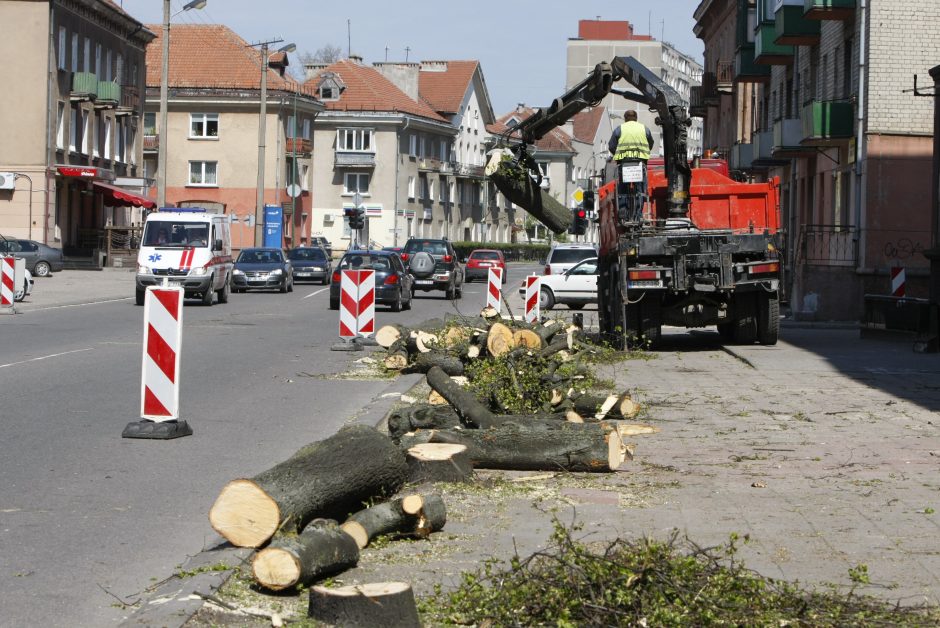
[569,207,588,235]
[344,206,366,230]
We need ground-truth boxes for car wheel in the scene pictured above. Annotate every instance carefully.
[287,278,294,293]
[33,261,51,277]
[135,287,145,306]
[391,289,403,312]
[280,278,289,293]
[217,275,230,304]
[540,287,555,310]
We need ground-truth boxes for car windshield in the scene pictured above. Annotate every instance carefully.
[403,241,447,255]
[288,248,326,261]
[550,248,596,264]
[237,250,283,264]
[143,222,209,247]
[470,251,500,260]
[339,254,392,271]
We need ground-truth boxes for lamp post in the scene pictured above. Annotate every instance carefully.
[250,39,295,246]
[157,0,206,209]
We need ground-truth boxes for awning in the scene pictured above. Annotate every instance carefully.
[93,182,156,209]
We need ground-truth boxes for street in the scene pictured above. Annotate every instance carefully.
[0,264,543,627]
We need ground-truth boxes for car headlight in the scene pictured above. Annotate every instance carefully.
[312,266,324,271]
[233,269,245,276]
[137,264,151,274]
[271,268,284,276]
[189,267,208,276]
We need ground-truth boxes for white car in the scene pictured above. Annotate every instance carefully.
[14,268,33,302]
[542,243,597,275]
[520,257,598,310]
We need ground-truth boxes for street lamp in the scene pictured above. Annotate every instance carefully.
[156,0,207,208]
[251,39,295,246]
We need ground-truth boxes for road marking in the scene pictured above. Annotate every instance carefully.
[24,297,134,312]
[0,347,94,370]
[303,287,330,299]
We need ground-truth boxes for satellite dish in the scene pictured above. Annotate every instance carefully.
[286,184,302,198]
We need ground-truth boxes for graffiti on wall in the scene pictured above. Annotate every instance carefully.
[883,238,925,262]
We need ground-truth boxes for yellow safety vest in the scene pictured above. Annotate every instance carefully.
[614,121,651,161]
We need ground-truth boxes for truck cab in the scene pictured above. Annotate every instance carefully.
[135,208,234,306]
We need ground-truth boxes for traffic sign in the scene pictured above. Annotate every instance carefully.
[571,186,584,203]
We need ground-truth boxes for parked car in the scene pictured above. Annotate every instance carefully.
[521,257,598,310]
[542,243,597,275]
[329,250,414,312]
[0,235,64,276]
[13,268,33,302]
[309,236,333,258]
[287,246,332,284]
[382,246,403,255]
[400,238,463,299]
[464,249,507,284]
[232,248,293,293]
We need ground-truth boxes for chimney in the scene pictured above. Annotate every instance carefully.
[516,103,526,113]
[349,54,364,64]
[304,62,328,82]
[373,62,420,100]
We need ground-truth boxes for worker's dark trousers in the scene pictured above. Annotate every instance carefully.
[616,160,648,223]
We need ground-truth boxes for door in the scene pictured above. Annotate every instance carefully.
[16,241,40,270]
[556,259,598,300]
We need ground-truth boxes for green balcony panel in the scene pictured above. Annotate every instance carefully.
[754,24,794,65]
[735,44,771,82]
[96,81,120,104]
[804,0,856,20]
[801,100,854,142]
[71,72,97,97]
[775,5,820,45]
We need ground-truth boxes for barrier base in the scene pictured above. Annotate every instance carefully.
[122,419,193,440]
[0,306,16,315]
[358,336,378,347]
[331,338,363,352]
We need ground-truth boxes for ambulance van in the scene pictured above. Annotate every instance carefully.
[135,208,233,306]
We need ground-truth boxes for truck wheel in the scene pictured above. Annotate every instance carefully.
[217,275,230,304]
[135,288,145,306]
[732,294,757,344]
[757,292,780,345]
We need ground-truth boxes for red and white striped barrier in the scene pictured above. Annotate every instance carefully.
[891,266,906,298]
[486,267,503,313]
[525,275,540,323]
[0,256,14,308]
[339,269,376,339]
[140,286,183,420]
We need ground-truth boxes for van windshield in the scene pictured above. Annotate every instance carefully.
[143,222,209,247]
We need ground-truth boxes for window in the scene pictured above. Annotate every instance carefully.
[337,128,373,152]
[344,172,370,195]
[190,113,219,138]
[104,118,112,160]
[419,136,426,158]
[58,27,66,70]
[144,112,156,136]
[80,110,90,154]
[439,140,448,162]
[83,37,90,73]
[302,118,310,139]
[189,161,218,186]
[69,107,78,151]
[95,43,101,78]
[407,175,416,199]
[71,34,78,72]
[287,115,297,138]
[300,163,310,191]
[56,103,65,150]
[409,134,417,157]
[90,114,98,157]
[428,179,435,202]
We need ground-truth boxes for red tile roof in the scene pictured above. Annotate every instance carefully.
[418,61,479,115]
[145,24,313,95]
[307,60,446,122]
[571,107,607,143]
[487,107,576,153]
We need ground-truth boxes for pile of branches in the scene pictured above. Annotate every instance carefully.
[378,312,655,473]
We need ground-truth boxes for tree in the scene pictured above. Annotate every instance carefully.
[301,44,343,64]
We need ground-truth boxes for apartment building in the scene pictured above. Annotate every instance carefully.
[0,0,154,260]
[696,0,939,320]
[144,24,322,251]
[567,19,705,160]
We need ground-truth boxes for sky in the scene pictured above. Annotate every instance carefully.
[122,0,705,115]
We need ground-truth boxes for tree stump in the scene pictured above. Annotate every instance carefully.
[251,520,359,591]
[406,443,473,483]
[309,582,421,628]
[208,425,409,548]
[512,328,542,350]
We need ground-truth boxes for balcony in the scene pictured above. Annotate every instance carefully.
[116,85,139,116]
[751,129,782,167]
[95,81,120,107]
[700,71,719,106]
[754,24,793,65]
[456,164,485,178]
[285,137,312,156]
[689,85,707,117]
[804,0,856,20]
[773,118,816,157]
[143,135,158,152]
[716,61,734,93]
[734,44,771,83]
[775,4,820,45]
[418,157,442,172]
[334,151,375,168]
[801,100,854,145]
[730,142,754,170]
[801,224,857,267]
[70,72,97,101]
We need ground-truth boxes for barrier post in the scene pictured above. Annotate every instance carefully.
[486,267,503,313]
[332,269,376,351]
[0,255,16,313]
[892,265,906,297]
[122,285,193,439]
[525,274,540,323]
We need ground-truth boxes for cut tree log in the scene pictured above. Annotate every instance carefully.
[571,392,641,420]
[538,336,570,358]
[480,306,500,320]
[251,520,359,591]
[308,582,421,628]
[208,425,409,548]
[486,322,515,356]
[401,493,447,537]
[406,443,473,483]
[414,330,439,353]
[512,328,542,350]
[383,339,409,370]
[428,389,447,405]
[441,326,471,349]
[403,351,465,376]
[340,492,446,549]
[426,365,500,429]
[612,423,660,437]
[375,324,407,349]
[421,421,627,472]
[386,404,461,441]
[487,158,572,234]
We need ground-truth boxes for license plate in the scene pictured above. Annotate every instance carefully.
[416,279,433,285]
[297,272,311,276]
[478,262,492,267]
[621,164,644,183]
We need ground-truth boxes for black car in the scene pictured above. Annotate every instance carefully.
[0,235,65,276]
[287,246,332,284]
[309,236,333,258]
[329,250,414,312]
[232,248,293,293]
[400,238,463,299]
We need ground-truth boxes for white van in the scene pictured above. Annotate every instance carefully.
[135,208,233,306]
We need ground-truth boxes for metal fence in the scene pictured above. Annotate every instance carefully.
[800,224,857,266]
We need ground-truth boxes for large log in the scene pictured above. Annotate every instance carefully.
[383,339,409,370]
[387,404,461,441]
[426,365,500,429]
[402,351,465,376]
[375,324,408,349]
[571,392,640,420]
[421,421,627,472]
[251,520,359,591]
[208,425,409,548]
[487,157,572,234]
[309,582,420,628]
[340,492,447,549]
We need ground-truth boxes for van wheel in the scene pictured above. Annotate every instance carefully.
[135,288,145,306]
[217,275,230,304]
[202,280,214,306]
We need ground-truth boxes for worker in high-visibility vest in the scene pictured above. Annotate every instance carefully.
[608,110,655,222]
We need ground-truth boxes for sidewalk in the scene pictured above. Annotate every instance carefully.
[13,268,135,312]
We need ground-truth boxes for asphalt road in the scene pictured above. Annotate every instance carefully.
[0,264,539,627]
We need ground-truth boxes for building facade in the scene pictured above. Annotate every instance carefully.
[144,24,322,251]
[0,0,154,261]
